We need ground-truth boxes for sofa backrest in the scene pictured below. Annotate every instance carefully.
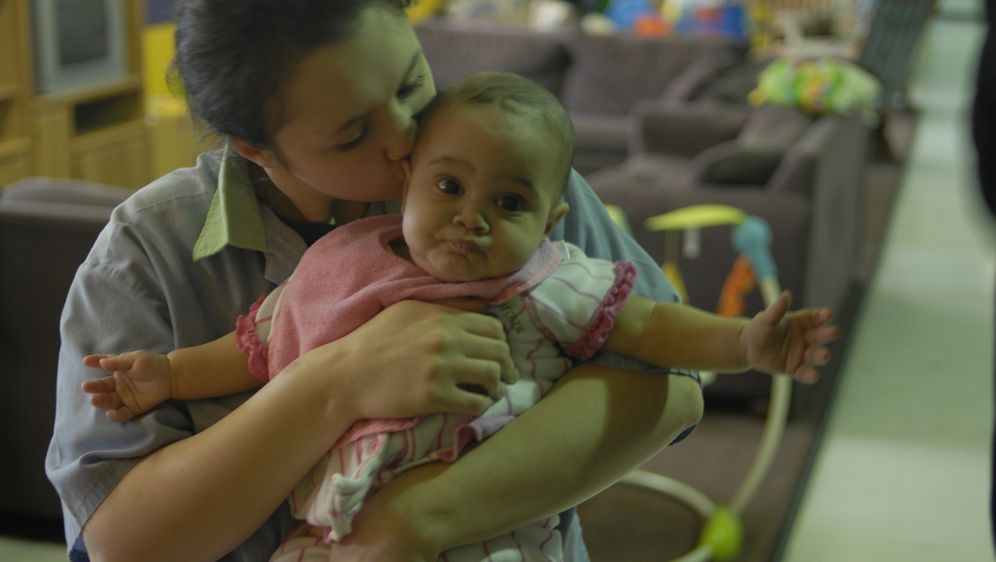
[561,33,746,116]
[414,21,571,95]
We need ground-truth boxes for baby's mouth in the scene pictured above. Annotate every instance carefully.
[448,239,484,255]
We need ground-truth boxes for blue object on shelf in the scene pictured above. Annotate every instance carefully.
[605,0,656,30]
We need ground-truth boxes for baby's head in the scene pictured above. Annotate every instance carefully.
[402,71,574,282]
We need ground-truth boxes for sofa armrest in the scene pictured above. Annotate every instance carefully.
[629,100,748,159]
[685,141,786,187]
[660,50,744,102]
[3,176,132,206]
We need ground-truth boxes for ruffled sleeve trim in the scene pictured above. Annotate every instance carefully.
[235,295,270,383]
[562,261,637,360]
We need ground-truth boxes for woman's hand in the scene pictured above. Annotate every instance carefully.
[321,299,519,421]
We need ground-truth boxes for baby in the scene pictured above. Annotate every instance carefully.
[82,72,837,562]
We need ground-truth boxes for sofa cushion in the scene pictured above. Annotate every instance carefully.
[414,21,571,95]
[693,142,785,186]
[571,112,631,151]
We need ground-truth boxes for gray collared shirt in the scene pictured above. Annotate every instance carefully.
[46,149,695,561]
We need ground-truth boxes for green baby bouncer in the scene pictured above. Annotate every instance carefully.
[606,203,794,561]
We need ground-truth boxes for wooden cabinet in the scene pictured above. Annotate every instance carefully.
[0,0,150,189]
[32,77,150,188]
[0,0,32,187]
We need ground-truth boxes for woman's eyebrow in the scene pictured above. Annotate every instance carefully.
[329,51,423,138]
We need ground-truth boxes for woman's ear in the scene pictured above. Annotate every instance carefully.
[229,137,281,169]
[544,201,570,236]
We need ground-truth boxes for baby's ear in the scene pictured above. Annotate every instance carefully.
[544,201,570,236]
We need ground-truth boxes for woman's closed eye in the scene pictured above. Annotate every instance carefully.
[397,74,427,101]
[336,125,369,152]
[336,75,427,153]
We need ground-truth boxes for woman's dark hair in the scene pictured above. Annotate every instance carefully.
[419,71,575,192]
[172,0,412,147]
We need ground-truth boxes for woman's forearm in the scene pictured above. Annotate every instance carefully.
[400,364,704,552]
[83,346,359,562]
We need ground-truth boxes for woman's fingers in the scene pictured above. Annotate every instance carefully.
[454,330,518,385]
[452,358,507,400]
[440,387,495,417]
[339,300,520,419]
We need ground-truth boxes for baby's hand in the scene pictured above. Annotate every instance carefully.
[81,351,173,422]
[739,291,839,383]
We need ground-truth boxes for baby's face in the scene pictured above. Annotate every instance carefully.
[402,103,567,282]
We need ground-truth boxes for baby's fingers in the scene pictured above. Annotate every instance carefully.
[88,391,123,410]
[804,346,831,366]
[806,326,840,345]
[758,291,792,325]
[105,407,140,423]
[81,376,117,394]
[790,365,821,384]
[93,353,137,371]
[799,307,835,329]
[83,354,111,369]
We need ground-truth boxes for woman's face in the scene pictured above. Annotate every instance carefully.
[260,6,435,220]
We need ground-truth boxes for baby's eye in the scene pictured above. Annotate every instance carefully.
[496,194,527,212]
[435,178,461,195]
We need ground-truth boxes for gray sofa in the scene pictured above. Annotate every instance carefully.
[414,19,748,174]
[588,101,870,401]
[0,178,131,519]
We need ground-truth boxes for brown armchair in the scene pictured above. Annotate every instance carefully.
[0,178,130,519]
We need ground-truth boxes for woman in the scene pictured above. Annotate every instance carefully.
[45,2,703,561]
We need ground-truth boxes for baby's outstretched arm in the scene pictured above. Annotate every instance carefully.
[605,291,838,383]
[82,332,262,422]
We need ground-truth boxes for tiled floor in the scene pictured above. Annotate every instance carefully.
[781,11,995,562]
[0,534,65,561]
[4,8,995,562]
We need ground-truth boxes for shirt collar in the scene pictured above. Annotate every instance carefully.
[192,145,268,261]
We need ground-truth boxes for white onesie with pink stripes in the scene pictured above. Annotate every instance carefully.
[241,217,635,562]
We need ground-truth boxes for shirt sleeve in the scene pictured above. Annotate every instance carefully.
[550,169,698,382]
[234,284,285,383]
[526,244,636,361]
[45,223,195,547]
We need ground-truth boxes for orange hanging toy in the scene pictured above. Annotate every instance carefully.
[716,256,756,317]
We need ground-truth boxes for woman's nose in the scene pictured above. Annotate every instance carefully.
[384,104,417,162]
